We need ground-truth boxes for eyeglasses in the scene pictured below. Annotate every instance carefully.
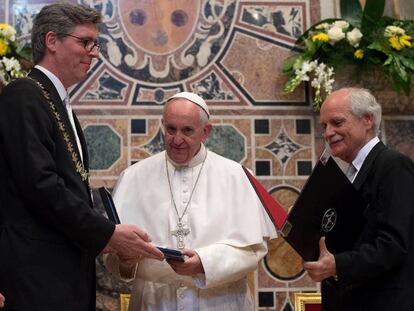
[58,33,100,52]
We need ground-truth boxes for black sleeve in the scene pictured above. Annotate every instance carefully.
[0,78,115,256]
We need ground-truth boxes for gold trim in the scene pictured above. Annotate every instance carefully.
[280,220,292,237]
[294,292,321,311]
[28,77,89,185]
[120,293,130,311]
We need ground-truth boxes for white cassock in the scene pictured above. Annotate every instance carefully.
[105,144,277,311]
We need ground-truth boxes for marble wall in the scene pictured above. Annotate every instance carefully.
[2,0,414,310]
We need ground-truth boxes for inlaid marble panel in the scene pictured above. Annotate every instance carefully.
[83,71,128,101]
[383,118,414,160]
[206,124,246,162]
[84,125,122,170]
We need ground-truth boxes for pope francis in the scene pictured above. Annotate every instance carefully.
[105,92,277,310]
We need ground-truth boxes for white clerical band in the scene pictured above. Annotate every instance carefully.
[167,91,210,118]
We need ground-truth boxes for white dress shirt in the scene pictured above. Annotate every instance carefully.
[348,136,380,182]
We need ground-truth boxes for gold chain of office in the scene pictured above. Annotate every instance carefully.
[27,77,90,184]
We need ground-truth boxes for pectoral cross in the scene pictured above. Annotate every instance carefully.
[171,222,190,249]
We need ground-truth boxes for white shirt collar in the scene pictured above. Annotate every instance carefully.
[351,136,380,172]
[166,143,207,169]
[35,65,68,103]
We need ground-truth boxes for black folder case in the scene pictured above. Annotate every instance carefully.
[98,187,121,224]
[281,156,366,261]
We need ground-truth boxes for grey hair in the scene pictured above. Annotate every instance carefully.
[346,87,382,135]
[199,107,209,125]
[31,3,101,64]
[163,99,210,126]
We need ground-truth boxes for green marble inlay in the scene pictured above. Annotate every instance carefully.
[206,125,245,163]
[84,125,121,170]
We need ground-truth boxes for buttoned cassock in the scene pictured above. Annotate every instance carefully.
[105,145,277,311]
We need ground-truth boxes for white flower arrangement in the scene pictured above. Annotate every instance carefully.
[283,17,414,110]
[346,28,363,47]
[0,23,30,85]
[282,19,362,108]
[0,57,25,84]
[282,0,414,111]
[287,60,335,108]
[0,24,16,42]
[383,25,412,50]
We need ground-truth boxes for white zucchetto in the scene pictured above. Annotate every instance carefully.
[167,91,210,118]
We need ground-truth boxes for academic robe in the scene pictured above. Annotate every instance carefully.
[0,68,115,311]
[323,142,414,311]
[105,145,277,311]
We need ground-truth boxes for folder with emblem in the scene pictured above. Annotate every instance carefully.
[280,155,366,261]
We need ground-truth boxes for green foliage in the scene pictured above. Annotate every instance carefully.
[340,0,362,27]
[361,0,385,33]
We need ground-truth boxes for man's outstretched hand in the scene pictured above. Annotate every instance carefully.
[104,224,164,261]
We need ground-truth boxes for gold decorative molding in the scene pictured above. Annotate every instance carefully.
[294,292,321,311]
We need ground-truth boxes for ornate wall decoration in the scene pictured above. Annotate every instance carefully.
[3,0,414,310]
[98,0,235,83]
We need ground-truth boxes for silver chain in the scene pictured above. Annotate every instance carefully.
[165,151,208,223]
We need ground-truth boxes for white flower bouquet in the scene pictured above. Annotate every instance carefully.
[0,23,31,85]
[282,0,414,110]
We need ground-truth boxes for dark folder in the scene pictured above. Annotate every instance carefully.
[98,187,121,224]
[280,156,366,261]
